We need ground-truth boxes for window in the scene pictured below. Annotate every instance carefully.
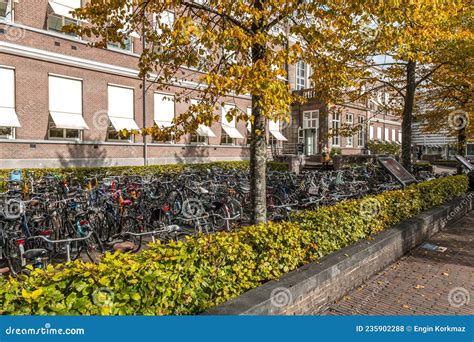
[48,75,88,140]
[392,128,396,142]
[303,110,319,129]
[332,113,340,146]
[467,144,474,156]
[49,120,81,139]
[398,130,402,142]
[107,85,139,141]
[296,60,307,90]
[346,113,353,147]
[220,131,234,145]
[385,127,390,141]
[190,133,208,145]
[189,99,216,142]
[153,93,175,143]
[47,0,81,37]
[107,38,132,52]
[358,117,365,147]
[269,119,287,141]
[0,127,14,139]
[369,125,374,140]
[221,104,243,145]
[377,127,382,140]
[0,67,20,139]
[0,0,13,21]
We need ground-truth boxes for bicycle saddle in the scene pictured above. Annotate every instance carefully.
[23,248,48,260]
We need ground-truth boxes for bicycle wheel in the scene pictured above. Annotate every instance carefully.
[119,216,142,253]
[166,190,183,216]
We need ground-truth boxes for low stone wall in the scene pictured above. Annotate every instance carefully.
[205,193,474,315]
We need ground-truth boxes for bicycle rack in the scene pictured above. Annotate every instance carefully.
[121,225,181,243]
[27,231,93,262]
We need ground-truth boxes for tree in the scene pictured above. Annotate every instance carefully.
[355,0,469,171]
[70,0,376,223]
[417,8,473,168]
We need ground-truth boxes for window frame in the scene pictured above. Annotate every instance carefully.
[190,133,208,145]
[0,0,13,21]
[346,113,353,147]
[296,60,307,90]
[47,13,80,37]
[0,126,15,139]
[48,120,82,141]
[357,116,365,147]
[332,113,340,146]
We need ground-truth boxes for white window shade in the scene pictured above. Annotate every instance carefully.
[191,99,216,137]
[154,93,175,128]
[221,104,243,139]
[0,67,20,127]
[48,75,88,129]
[50,111,88,130]
[246,107,252,132]
[269,119,287,141]
[48,0,81,20]
[108,85,139,130]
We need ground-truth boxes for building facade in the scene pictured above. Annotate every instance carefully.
[0,0,402,169]
[0,0,279,168]
[283,67,402,158]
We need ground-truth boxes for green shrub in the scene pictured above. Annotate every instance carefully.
[367,140,401,156]
[330,147,342,157]
[0,175,468,315]
[0,161,288,190]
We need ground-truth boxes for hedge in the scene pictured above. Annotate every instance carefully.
[0,175,469,315]
[0,161,289,189]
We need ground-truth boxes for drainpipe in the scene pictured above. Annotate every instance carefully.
[142,27,148,166]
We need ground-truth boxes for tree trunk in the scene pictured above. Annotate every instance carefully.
[249,0,267,225]
[249,98,267,224]
[401,60,416,171]
[457,127,466,175]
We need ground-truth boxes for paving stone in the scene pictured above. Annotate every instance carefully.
[321,212,474,315]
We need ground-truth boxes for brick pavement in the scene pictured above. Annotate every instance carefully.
[322,211,474,315]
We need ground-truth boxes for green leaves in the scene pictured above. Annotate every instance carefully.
[0,175,467,315]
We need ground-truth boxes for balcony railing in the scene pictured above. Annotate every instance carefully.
[292,88,321,102]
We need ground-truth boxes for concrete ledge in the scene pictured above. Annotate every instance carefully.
[205,193,474,315]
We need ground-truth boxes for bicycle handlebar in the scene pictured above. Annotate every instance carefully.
[27,231,93,244]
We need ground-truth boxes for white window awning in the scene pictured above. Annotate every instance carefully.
[222,125,244,139]
[50,111,88,130]
[0,107,21,127]
[270,130,287,141]
[196,125,216,137]
[269,119,287,141]
[109,117,140,131]
[155,121,174,128]
[48,1,79,20]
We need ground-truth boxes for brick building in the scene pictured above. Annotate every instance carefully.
[283,61,402,158]
[0,0,400,169]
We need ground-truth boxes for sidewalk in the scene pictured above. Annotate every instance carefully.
[322,211,474,315]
